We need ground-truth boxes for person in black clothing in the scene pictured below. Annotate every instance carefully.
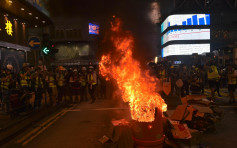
[70,69,81,103]
[179,65,190,97]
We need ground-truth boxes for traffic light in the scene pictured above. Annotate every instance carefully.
[42,46,50,55]
[41,42,58,56]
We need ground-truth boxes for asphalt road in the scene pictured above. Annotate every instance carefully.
[3,90,237,148]
[23,99,131,148]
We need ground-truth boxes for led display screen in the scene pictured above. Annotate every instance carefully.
[161,29,210,45]
[161,14,210,32]
[162,44,210,57]
[89,23,99,35]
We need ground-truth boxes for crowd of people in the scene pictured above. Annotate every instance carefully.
[0,64,107,115]
[1,59,237,115]
[152,60,237,104]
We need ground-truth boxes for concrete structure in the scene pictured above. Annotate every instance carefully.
[0,0,53,70]
[51,17,99,66]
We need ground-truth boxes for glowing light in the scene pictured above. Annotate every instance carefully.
[29,13,32,15]
[148,125,153,129]
[5,20,13,36]
[35,17,39,19]
[6,0,12,6]
[155,56,158,64]
[35,25,38,28]
[100,18,167,122]
[89,23,99,35]
[149,1,161,24]
[21,8,24,11]
[42,21,46,23]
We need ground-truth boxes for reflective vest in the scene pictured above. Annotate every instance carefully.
[35,76,44,88]
[57,74,65,87]
[208,65,220,80]
[80,73,87,86]
[2,75,11,90]
[21,73,31,87]
[88,74,96,85]
[49,76,56,88]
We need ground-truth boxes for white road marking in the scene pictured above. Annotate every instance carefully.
[67,108,129,112]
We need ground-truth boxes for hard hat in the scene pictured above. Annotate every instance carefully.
[73,69,78,72]
[59,66,65,71]
[6,64,13,71]
[22,63,28,68]
[89,66,94,69]
[82,67,87,71]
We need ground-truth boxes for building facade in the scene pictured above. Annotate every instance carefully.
[0,0,53,71]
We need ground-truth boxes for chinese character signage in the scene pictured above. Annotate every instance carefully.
[5,20,13,36]
[0,15,27,46]
[89,23,99,35]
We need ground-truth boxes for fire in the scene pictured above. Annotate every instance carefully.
[100,18,167,122]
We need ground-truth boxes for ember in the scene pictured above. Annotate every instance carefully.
[100,18,167,122]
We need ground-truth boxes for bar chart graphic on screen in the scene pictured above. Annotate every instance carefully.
[161,14,210,32]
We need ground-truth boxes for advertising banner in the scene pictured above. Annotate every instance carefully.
[162,44,210,57]
[161,14,210,32]
[161,29,210,45]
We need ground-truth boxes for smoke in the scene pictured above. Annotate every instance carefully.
[98,0,161,65]
[47,0,161,65]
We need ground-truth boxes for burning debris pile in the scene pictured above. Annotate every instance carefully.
[100,18,167,122]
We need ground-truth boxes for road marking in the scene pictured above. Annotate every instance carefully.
[17,108,67,143]
[67,108,129,112]
[17,105,75,146]
[22,111,67,146]
[220,106,237,108]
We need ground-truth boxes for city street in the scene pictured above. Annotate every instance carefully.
[2,91,237,148]
[1,0,237,147]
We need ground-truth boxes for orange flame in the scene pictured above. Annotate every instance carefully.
[100,18,167,122]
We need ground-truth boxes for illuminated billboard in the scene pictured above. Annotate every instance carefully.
[162,44,210,57]
[161,14,210,32]
[161,29,210,45]
[89,23,99,35]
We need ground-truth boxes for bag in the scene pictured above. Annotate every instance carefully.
[176,79,183,88]
[163,78,171,96]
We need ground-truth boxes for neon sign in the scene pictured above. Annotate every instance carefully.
[89,23,99,35]
[5,20,13,36]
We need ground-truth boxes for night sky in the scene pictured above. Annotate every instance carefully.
[48,0,160,63]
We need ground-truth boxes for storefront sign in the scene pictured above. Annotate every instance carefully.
[89,23,99,35]
[28,37,41,50]
[0,14,26,46]
[5,20,13,36]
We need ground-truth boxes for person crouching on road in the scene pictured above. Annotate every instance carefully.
[227,64,236,104]
[70,69,81,103]
[87,66,97,104]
